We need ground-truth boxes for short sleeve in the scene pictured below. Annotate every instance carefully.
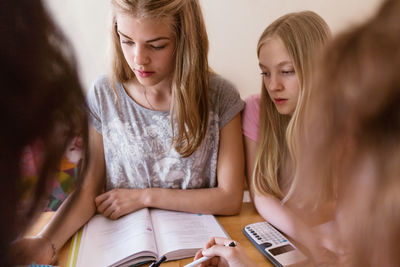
[211,75,245,129]
[242,94,260,142]
[86,77,105,133]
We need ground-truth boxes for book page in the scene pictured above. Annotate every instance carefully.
[76,208,157,267]
[150,209,228,259]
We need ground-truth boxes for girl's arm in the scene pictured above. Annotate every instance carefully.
[244,136,335,263]
[11,126,107,264]
[96,114,245,218]
[252,193,337,264]
[243,136,258,201]
[244,136,313,241]
[253,193,316,246]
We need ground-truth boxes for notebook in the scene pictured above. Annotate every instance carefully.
[67,208,228,267]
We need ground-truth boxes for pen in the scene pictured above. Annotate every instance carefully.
[183,256,211,267]
[184,241,237,267]
[149,255,167,267]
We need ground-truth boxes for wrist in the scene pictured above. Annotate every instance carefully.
[141,188,153,208]
[37,234,57,264]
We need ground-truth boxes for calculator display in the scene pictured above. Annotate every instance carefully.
[268,244,295,256]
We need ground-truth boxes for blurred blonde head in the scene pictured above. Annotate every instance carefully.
[295,0,400,265]
[110,0,210,157]
[252,11,331,199]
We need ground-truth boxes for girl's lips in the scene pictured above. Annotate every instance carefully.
[274,98,288,104]
[136,70,154,78]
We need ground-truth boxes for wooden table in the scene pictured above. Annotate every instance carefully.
[28,203,273,267]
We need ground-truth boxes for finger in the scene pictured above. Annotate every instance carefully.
[194,249,203,260]
[109,208,121,220]
[205,238,217,249]
[102,203,116,218]
[213,236,232,246]
[202,244,232,258]
[95,192,109,207]
[199,256,220,267]
[204,236,230,249]
[194,245,214,267]
[198,256,214,267]
[96,195,114,213]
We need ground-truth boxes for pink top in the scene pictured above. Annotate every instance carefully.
[242,94,260,142]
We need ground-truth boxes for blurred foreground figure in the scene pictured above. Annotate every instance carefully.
[0,0,87,265]
[295,0,400,266]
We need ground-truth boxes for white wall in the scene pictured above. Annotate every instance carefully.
[45,0,383,98]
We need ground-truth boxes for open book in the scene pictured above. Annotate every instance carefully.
[67,208,228,267]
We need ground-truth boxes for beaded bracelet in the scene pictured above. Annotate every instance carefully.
[38,235,57,263]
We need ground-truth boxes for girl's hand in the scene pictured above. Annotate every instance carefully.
[194,237,257,267]
[307,230,342,266]
[10,236,55,265]
[95,188,145,219]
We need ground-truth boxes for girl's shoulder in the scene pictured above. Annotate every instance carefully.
[87,74,120,101]
[209,72,236,88]
[208,73,242,101]
[208,73,244,126]
[91,74,113,92]
[245,93,261,107]
[242,94,261,141]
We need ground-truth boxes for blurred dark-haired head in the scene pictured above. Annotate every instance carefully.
[0,0,87,265]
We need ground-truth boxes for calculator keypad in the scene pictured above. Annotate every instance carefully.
[245,222,288,246]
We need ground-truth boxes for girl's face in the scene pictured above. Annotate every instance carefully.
[116,14,176,88]
[259,37,300,116]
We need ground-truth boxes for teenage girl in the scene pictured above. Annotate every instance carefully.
[12,0,245,264]
[195,11,334,267]
[242,11,333,260]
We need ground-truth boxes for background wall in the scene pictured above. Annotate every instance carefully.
[45,0,383,98]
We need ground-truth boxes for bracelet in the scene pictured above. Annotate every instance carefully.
[39,235,58,263]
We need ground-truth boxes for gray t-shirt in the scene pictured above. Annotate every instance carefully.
[87,74,244,190]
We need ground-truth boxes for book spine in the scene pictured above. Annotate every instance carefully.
[66,228,83,267]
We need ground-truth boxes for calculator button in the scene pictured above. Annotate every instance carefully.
[262,242,272,248]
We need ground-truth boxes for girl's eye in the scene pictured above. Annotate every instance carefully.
[261,72,270,77]
[151,45,167,50]
[282,70,295,75]
[121,40,134,46]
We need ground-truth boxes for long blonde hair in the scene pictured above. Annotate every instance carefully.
[110,0,209,157]
[252,11,330,199]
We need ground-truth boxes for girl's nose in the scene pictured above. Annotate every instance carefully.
[268,74,283,91]
[134,46,150,66]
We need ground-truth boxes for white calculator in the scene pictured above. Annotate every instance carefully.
[243,222,307,267]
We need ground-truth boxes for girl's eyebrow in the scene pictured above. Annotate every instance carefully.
[259,61,293,69]
[278,61,293,67]
[117,30,170,43]
[146,37,170,43]
[117,30,132,39]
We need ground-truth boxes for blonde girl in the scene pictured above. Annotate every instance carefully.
[12,0,245,264]
[198,3,400,267]
[242,11,334,262]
